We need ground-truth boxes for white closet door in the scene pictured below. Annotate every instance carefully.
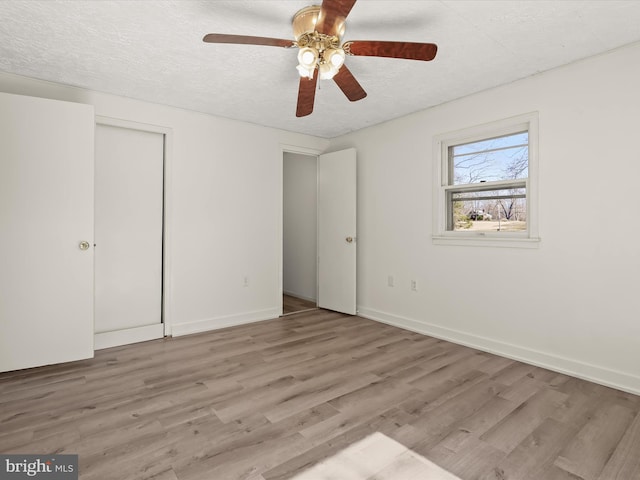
[94,123,164,348]
[0,92,94,372]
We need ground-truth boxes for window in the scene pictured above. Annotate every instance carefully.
[433,113,539,247]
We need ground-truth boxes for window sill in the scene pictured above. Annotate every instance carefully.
[432,234,541,249]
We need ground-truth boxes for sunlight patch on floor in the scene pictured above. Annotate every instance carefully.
[291,432,462,480]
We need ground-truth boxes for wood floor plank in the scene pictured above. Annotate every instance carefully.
[263,372,381,423]
[498,373,548,404]
[263,408,415,480]
[479,388,569,454]
[554,403,636,480]
[282,294,317,315]
[406,378,506,452]
[478,418,580,480]
[597,410,640,479]
[408,350,491,391]
[0,310,638,480]
[300,380,420,444]
[443,395,518,442]
[428,435,504,480]
[490,361,538,386]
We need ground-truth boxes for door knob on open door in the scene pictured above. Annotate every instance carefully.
[79,241,90,251]
[346,236,354,243]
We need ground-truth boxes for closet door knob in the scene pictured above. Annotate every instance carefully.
[79,241,90,251]
[346,236,354,243]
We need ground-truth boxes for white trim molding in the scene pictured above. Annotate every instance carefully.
[94,324,164,350]
[358,306,640,396]
[171,308,281,337]
[431,235,541,249]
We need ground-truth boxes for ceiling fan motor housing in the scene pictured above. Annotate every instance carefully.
[293,5,346,40]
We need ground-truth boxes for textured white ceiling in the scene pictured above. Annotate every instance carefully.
[1,1,640,138]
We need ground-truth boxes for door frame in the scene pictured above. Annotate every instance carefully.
[95,116,174,337]
[278,144,323,316]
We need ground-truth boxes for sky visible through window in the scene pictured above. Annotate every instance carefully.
[452,131,528,185]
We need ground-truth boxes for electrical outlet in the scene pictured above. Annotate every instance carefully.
[411,280,417,291]
[387,275,394,287]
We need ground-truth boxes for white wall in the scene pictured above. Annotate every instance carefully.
[283,152,317,302]
[4,41,640,394]
[329,41,640,394]
[0,72,329,336]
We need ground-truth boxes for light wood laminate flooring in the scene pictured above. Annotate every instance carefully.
[282,294,316,315]
[1,310,639,480]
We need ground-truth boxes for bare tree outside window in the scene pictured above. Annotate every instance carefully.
[448,131,528,232]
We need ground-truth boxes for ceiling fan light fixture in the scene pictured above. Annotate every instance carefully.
[298,47,319,69]
[324,48,346,69]
[318,62,339,80]
[296,64,315,79]
[297,46,318,78]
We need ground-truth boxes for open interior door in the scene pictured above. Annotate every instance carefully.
[317,148,357,314]
[0,92,95,372]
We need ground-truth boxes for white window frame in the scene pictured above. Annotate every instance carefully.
[432,112,540,248]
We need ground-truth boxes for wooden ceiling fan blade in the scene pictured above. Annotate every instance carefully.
[345,41,438,61]
[333,65,367,102]
[202,33,294,48]
[316,0,357,36]
[296,74,319,117]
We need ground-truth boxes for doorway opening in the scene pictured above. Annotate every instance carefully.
[282,151,319,316]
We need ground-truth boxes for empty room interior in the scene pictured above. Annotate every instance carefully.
[2,1,640,479]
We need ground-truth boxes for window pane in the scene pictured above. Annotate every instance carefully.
[450,193,527,232]
[451,131,528,185]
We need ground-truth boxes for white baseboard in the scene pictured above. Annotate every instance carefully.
[171,308,280,337]
[357,306,640,396]
[95,323,164,350]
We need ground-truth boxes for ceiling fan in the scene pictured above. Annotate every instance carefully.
[203,0,438,117]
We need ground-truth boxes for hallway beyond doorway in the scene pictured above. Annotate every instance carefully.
[283,294,316,315]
